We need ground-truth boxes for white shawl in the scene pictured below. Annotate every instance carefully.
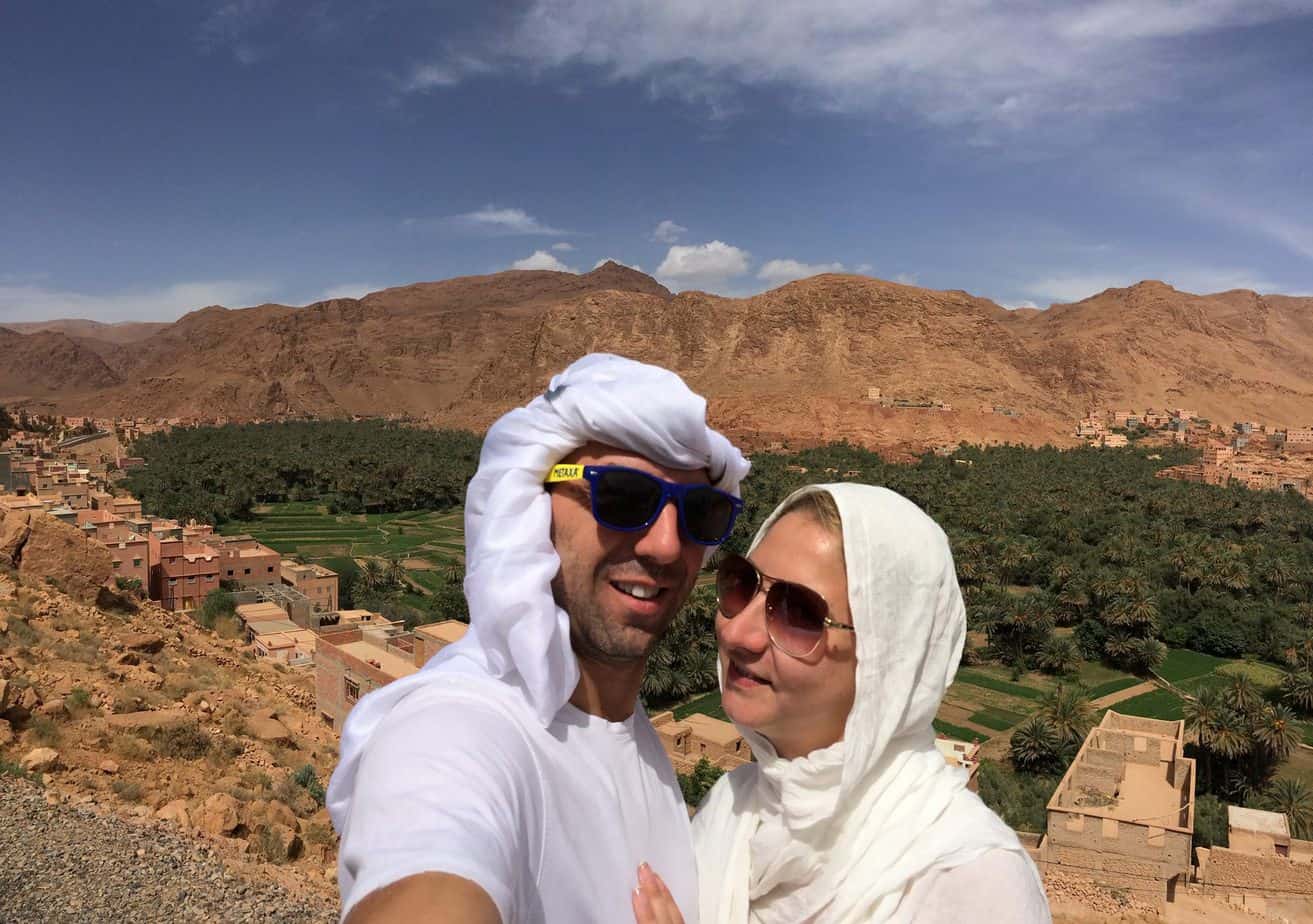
[327,353,750,828]
[693,484,1041,923]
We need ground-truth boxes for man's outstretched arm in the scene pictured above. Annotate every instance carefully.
[346,872,501,924]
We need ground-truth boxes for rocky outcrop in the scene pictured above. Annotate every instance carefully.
[0,506,113,604]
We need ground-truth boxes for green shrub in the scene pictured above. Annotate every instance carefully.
[678,757,725,807]
[292,764,326,807]
[65,687,93,716]
[0,758,43,786]
[29,716,61,746]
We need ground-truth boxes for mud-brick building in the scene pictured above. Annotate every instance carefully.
[1196,806,1313,920]
[1040,711,1196,902]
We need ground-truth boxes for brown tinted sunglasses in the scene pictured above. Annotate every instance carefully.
[715,552,855,658]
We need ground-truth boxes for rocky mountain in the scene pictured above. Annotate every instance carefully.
[2,319,170,344]
[3,264,1311,448]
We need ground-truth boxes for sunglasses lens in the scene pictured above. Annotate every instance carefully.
[716,554,758,617]
[767,582,829,655]
[592,468,664,529]
[682,486,737,543]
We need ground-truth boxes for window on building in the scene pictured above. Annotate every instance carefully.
[345,678,360,703]
[112,560,121,569]
[1276,843,1289,858]
[227,569,234,577]
[133,558,142,567]
[244,568,251,575]
[168,578,177,587]
[267,566,274,573]
[187,576,196,583]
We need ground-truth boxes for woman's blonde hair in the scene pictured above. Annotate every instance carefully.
[772,488,843,539]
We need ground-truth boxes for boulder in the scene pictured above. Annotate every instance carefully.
[155,799,191,828]
[106,709,191,731]
[17,687,41,711]
[244,715,293,744]
[113,651,140,666]
[36,698,66,718]
[0,677,9,711]
[0,718,12,746]
[0,509,32,565]
[195,792,242,837]
[20,747,60,773]
[14,515,113,604]
[244,799,300,833]
[121,633,164,654]
[98,759,119,774]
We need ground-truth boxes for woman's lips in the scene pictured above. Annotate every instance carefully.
[727,660,771,689]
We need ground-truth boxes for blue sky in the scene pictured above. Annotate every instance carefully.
[2,1,1312,322]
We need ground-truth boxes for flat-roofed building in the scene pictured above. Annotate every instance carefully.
[413,619,468,667]
[1195,806,1313,920]
[315,621,418,731]
[1040,711,1195,902]
[235,601,292,638]
[650,710,753,774]
[149,537,220,611]
[281,560,339,612]
[253,626,318,666]
[213,536,281,588]
[99,524,150,589]
[935,736,982,792]
[1102,433,1129,448]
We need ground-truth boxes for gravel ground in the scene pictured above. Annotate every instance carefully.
[0,779,338,924]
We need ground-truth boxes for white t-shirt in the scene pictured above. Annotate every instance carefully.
[336,679,699,923]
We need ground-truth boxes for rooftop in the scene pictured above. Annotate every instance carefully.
[236,601,288,623]
[337,639,417,680]
[1229,805,1290,837]
[415,620,468,644]
[681,713,744,746]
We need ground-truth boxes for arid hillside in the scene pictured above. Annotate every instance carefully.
[4,265,1311,448]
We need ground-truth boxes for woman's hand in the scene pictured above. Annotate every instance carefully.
[631,862,685,924]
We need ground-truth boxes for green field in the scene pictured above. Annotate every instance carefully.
[1111,688,1186,721]
[1158,648,1231,684]
[954,669,1046,701]
[933,719,990,743]
[673,692,729,722]
[1085,676,1142,700]
[969,707,1027,731]
[219,502,465,585]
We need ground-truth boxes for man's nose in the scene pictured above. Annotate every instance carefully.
[633,499,684,564]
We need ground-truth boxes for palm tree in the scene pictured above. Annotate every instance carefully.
[360,557,386,593]
[1009,716,1062,775]
[1223,675,1264,718]
[1210,713,1253,762]
[1038,636,1079,676]
[1252,704,1302,762]
[385,556,407,589]
[1184,686,1225,790]
[1279,669,1313,715]
[1259,778,1313,839]
[1038,684,1095,747]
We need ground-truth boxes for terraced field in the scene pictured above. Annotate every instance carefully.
[218,502,465,577]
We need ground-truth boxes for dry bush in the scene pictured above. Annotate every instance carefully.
[302,821,335,848]
[215,614,242,640]
[109,732,153,762]
[1,618,38,649]
[220,711,248,737]
[111,779,144,802]
[28,716,61,746]
[239,769,273,792]
[65,687,94,717]
[52,632,101,664]
[206,735,244,767]
[144,721,210,760]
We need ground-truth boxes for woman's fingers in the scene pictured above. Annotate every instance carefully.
[633,863,685,924]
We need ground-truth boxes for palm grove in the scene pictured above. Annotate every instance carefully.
[128,424,1313,826]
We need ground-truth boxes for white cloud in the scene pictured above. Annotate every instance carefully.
[592,258,642,271]
[511,250,577,272]
[893,272,919,286]
[999,299,1041,310]
[407,1,1306,130]
[650,220,688,243]
[0,280,276,324]
[756,259,845,287]
[402,56,494,92]
[426,205,570,236]
[855,263,874,274]
[551,241,575,252]
[656,240,751,292]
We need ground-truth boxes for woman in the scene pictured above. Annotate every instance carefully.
[634,484,1050,923]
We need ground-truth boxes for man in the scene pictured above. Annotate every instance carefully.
[328,354,750,923]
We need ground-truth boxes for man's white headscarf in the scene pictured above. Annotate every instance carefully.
[327,353,750,828]
[693,483,1041,923]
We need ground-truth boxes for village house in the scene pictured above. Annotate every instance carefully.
[280,560,339,612]
[1101,433,1129,448]
[314,618,469,730]
[935,736,982,791]
[1039,711,1196,902]
[650,711,753,774]
[1195,806,1313,920]
[148,535,221,612]
[98,524,150,589]
[208,534,281,588]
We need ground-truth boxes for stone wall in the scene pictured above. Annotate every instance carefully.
[1200,844,1313,894]
[1045,808,1191,885]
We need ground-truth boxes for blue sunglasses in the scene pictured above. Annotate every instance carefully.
[545,464,742,546]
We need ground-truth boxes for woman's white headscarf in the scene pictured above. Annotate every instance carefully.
[693,483,1040,923]
[327,353,749,828]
